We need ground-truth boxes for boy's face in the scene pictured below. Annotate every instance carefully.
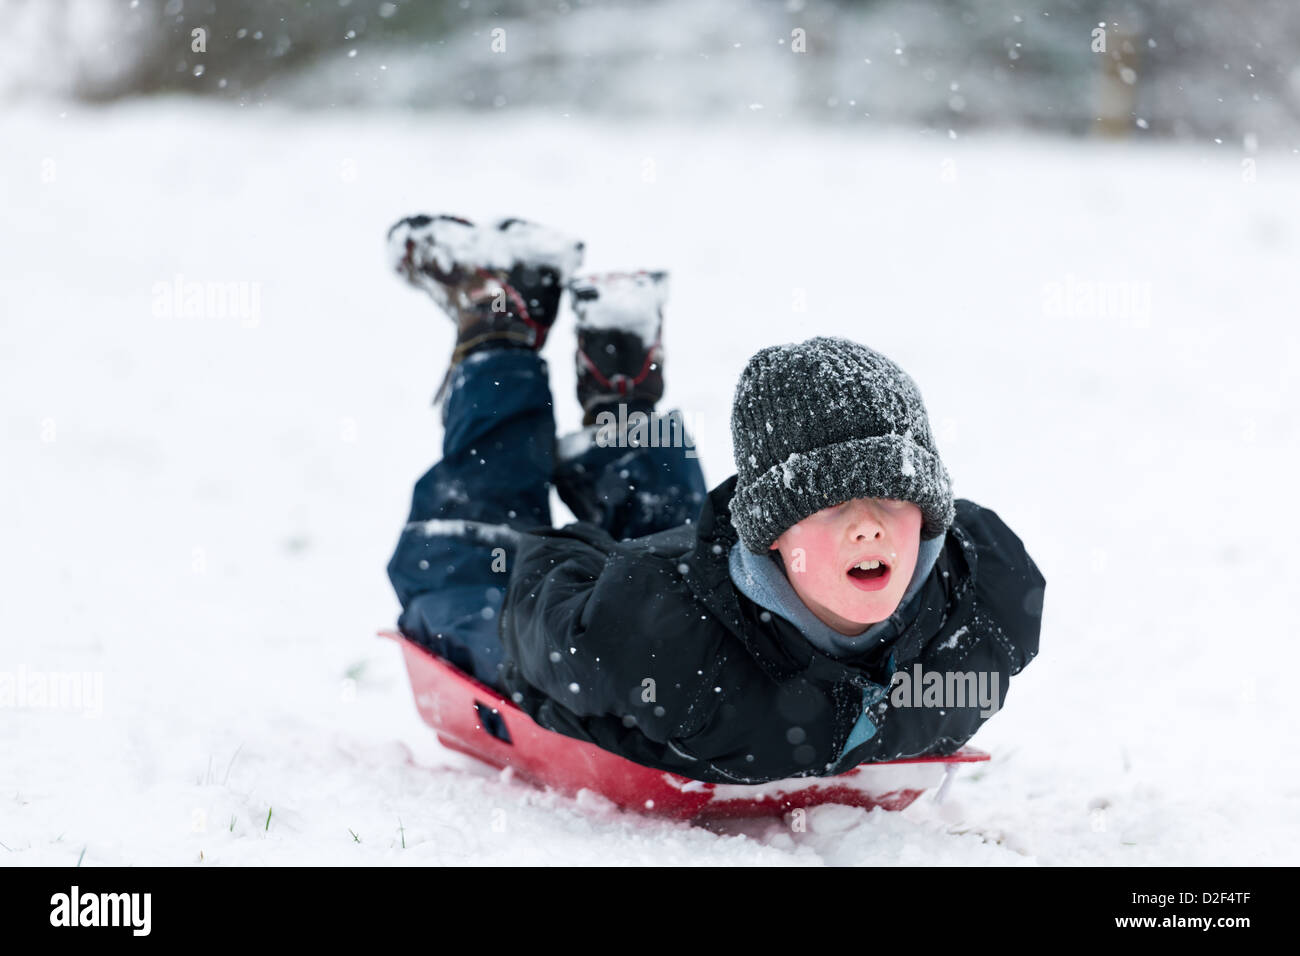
[770,497,924,636]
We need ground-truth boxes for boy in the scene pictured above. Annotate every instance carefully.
[385,214,1045,785]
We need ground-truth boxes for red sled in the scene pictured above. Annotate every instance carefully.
[381,628,989,821]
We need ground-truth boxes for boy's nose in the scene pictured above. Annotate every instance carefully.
[845,500,886,540]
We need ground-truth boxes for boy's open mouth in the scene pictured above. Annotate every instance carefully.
[846,557,891,591]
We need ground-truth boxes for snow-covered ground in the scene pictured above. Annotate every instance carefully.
[2,103,1297,865]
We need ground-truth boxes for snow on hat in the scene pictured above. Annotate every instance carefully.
[729,336,955,554]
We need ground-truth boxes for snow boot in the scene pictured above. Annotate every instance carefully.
[568,270,668,426]
[387,213,585,401]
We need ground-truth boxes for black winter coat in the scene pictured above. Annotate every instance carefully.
[499,473,1045,784]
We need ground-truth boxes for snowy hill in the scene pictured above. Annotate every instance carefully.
[2,103,1297,864]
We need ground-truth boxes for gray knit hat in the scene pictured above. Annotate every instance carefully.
[729,336,955,553]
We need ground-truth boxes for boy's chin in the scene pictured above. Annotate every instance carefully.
[827,612,885,637]
[833,594,899,629]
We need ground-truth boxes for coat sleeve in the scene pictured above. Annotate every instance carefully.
[847,628,1020,763]
[664,662,864,782]
[840,502,1046,765]
[498,524,725,745]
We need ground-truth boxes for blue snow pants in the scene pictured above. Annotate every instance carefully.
[386,347,707,694]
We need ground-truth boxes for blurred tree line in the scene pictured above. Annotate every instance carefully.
[3,0,1297,143]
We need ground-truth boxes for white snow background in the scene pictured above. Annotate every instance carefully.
[2,104,1298,865]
